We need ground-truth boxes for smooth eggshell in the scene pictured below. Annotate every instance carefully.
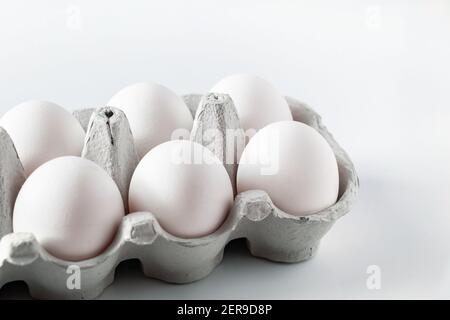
[0,100,85,177]
[129,140,233,238]
[107,82,193,159]
[13,156,125,261]
[237,121,339,216]
[210,74,293,133]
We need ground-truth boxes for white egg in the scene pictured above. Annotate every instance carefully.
[129,140,233,238]
[0,100,85,177]
[210,74,293,134]
[237,121,339,216]
[13,156,125,261]
[108,82,193,159]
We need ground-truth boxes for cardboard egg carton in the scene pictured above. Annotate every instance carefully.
[0,94,359,299]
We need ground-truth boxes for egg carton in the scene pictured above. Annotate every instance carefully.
[0,94,359,299]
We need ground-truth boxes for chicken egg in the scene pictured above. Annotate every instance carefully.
[13,156,125,261]
[210,74,293,134]
[237,121,339,216]
[108,82,193,159]
[128,140,233,238]
[0,100,85,177]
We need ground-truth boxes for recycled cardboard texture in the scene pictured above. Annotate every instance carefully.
[190,93,245,194]
[0,94,358,299]
[0,128,25,239]
[81,107,139,211]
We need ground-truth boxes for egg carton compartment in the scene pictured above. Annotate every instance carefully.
[0,94,358,299]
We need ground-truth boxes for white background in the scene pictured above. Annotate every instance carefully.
[1,0,450,299]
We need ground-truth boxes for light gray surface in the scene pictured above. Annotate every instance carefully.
[0,0,449,299]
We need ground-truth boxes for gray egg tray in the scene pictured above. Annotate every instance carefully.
[0,94,359,299]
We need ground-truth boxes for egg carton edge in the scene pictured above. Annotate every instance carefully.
[0,94,358,299]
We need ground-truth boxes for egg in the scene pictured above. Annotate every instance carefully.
[0,100,85,177]
[210,74,293,134]
[108,82,193,159]
[13,156,125,261]
[237,121,339,216]
[129,140,233,238]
